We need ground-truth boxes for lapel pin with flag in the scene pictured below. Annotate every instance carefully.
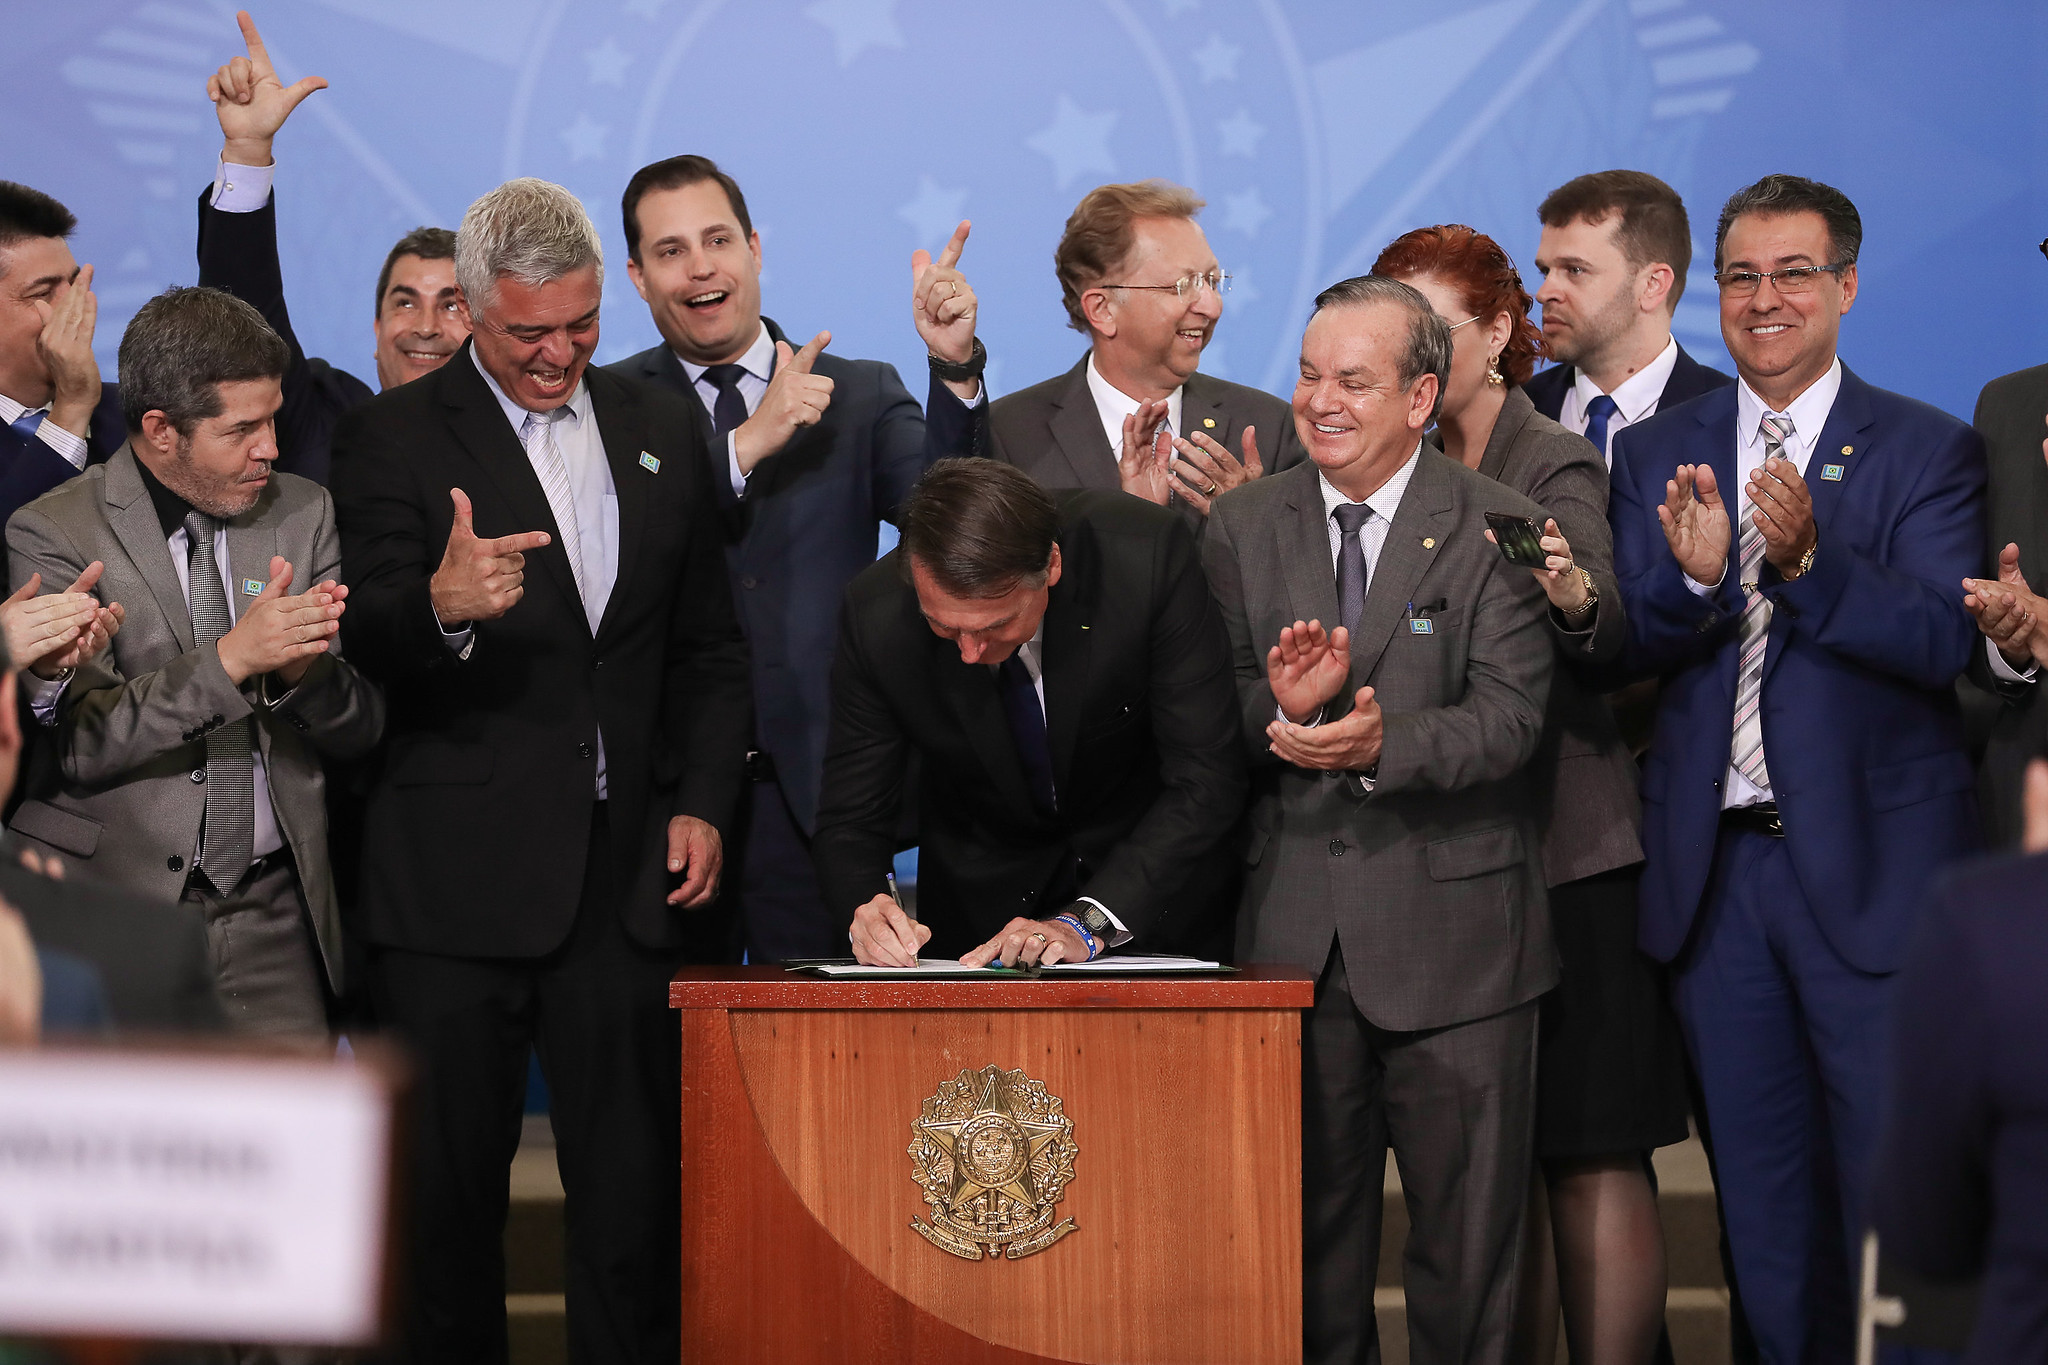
[1821,464,1845,481]
[639,452,661,473]
[242,578,265,596]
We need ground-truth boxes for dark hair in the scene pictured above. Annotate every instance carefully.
[0,182,77,260]
[899,458,1059,598]
[621,155,754,262]
[1372,224,1546,386]
[1053,180,1206,333]
[1537,170,1694,307]
[118,287,289,436]
[373,225,456,316]
[1714,174,1862,273]
[1310,275,1454,423]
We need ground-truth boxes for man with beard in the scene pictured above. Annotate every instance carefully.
[198,11,466,484]
[1527,171,1732,464]
[5,285,384,1038]
[990,179,1303,521]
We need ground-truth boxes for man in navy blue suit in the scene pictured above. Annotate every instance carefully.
[1527,170,1733,463]
[608,155,986,962]
[1610,174,1985,1363]
[0,182,123,556]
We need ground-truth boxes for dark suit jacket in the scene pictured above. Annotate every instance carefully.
[1964,362,2048,849]
[196,187,374,486]
[1873,849,2048,1364]
[1203,454,1558,1031]
[0,383,124,572]
[35,948,107,1034]
[1610,365,1984,973]
[811,490,1246,958]
[989,355,1306,513]
[330,342,752,957]
[1449,386,1642,887]
[604,316,982,833]
[1523,341,1734,425]
[0,857,221,1031]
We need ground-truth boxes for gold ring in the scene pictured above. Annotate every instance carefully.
[1205,482,1219,495]
[1028,931,1048,945]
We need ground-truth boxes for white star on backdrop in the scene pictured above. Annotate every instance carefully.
[1216,107,1264,156]
[897,175,967,247]
[584,38,631,86]
[1026,94,1118,190]
[805,0,906,67]
[1221,187,1270,236]
[562,112,607,162]
[1193,34,1241,82]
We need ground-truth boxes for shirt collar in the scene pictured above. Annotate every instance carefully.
[1571,335,1680,425]
[1736,355,1843,451]
[1319,441,1423,525]
[470,346,593,436]
[0,392,36,425]
[1085,351,1183,438]
[677,322,774,386]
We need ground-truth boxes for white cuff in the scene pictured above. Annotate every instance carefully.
[1073,896,1131,948]
[1275,702,1323,727]
[26,670,71,725]
[727,431,748,498]
[954,379,985,407]
[1987,633,2038,684]
[210,158,276,213]
[435,610,475,661]
[33,416,89,471]
[1683,563,1727,598]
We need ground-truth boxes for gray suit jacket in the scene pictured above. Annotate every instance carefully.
[4,446,385,991]
[1202,452,1558,1031]
[1459,386,1642,886]
[989,354,1306,507]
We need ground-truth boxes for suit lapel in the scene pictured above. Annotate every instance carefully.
[1048,357,1117,490]
[102,449,195,652]
[1349,452,1452,689]
[588,370,649,642]
[222,501,278,620]
[438,344,584,617]
[933,639,1036,817]
[1274,463,1340,632]
[1475,387,1535,483]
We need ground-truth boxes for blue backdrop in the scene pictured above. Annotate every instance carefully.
[8,0,2045,424]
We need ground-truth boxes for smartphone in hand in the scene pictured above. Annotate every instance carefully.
[1484,511,1550,569]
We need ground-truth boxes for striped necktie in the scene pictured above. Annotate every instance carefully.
[1729,413,1794,792]
[520,407,587,605]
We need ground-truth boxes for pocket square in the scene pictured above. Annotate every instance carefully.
[639,452,661,473]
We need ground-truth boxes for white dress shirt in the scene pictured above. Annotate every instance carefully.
[209,158,274,213]
[1085,351,1183,461]
[0,391,90,472]
[677,323,775,498]
[994,625,1131,947]
[28,514,285,861]
[444,350,620,795]
[1558,335,1680,468]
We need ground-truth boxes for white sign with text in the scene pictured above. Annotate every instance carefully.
[0,1049,393,1344]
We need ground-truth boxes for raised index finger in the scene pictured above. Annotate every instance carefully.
[936,219,970,270]
[237,10,275,75]
[486,530,552,556]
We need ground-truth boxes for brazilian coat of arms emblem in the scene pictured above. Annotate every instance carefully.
[907,1065,1078,1260]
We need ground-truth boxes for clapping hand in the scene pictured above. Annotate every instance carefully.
[1268,686,1384,772]
[1117,399,1173,506]
[216,555,347,686]
[1659,463,1732,587]
[208,11,328,167]
[0,564,119,680]
[1169,424,1264,517]
[1965,543,2048,671]
[1266,618,1350,724]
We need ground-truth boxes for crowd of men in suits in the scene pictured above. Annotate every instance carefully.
[0,12,2045,1365]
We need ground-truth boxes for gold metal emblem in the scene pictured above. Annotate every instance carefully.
[1423,537,1436,548]
[908,1065,1078,1260]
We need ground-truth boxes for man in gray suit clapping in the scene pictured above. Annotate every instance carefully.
[1201,275,1557,1365]
[5,285,384,1037]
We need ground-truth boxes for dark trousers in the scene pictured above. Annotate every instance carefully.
[734,772,836,962]
[1673,827,1898,1365]
[1303,943,1538,1365]
[368,806,681,1365]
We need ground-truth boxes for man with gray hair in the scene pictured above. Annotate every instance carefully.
[5,284,384,1039]
[331,177,750,1364]
[1200,274,1557,1364]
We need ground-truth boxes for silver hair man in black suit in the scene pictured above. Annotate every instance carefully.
[990,179,1304,520]
[1201,275,1556,1364]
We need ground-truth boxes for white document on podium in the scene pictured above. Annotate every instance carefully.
[810,954,1223,977]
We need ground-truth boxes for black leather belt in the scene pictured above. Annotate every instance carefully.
[1721,802,1785,837]
[744,750,779,784]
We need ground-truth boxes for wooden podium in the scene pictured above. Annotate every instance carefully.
[669,966,1316,1365]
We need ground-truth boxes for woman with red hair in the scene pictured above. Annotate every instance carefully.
[1374,225,1689,1365]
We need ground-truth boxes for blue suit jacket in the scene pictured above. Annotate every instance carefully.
[1610,365,1984,973]
[605,317,985,832]
[0,383,122,576]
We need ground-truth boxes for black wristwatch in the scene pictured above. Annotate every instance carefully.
[1062,900,1114,941]
[927,335,987,383]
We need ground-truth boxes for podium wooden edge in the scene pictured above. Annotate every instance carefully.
[669,964,1318,1011]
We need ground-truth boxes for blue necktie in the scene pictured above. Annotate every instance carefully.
[1333,502,1374,636]
[997,653,1057,818]
[7,409,45,441]
[1583,394,1620,460]
[701,364,750,438]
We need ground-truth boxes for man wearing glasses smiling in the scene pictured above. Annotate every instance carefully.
[991,179,1303,522]
[1607,173,1985,1362]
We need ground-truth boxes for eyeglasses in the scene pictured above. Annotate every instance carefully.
[1713,263,1848,297]
[1101,268,1232,301]
[1445,315,1481,331]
